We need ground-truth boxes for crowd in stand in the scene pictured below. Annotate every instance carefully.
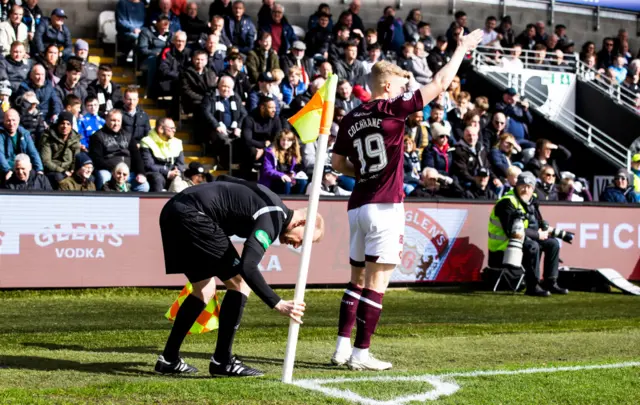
[0,0,638,203]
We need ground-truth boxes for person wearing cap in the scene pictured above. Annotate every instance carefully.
[223,1,256,55]
[146,0,181,34]
[179,50,217,117]
[464,167,497,200]
[258,3,296,55]
[38,110,81,188]
[305,11,332,60]
[115,0,146,60]
[0,108,43,179]
[557,171,592,202]
[58,151,96,191]
[14,63,63,123]
[495,87,534,150]
[34,7,72,58]
[308,165,351,196]
[221,52,251,102]
[247,71,280,115]
[168,160,210,193]
[71,40,98,89]
[488,171,568,297]
[1,152,51,190]
[140,118,186,192]
[246,31,280,83]
[279,40,313,87]
[14,90,45,141]
[1,41,31,92]
[156,31,191,99]
[408,167,463,199]
[427,35,451,75]
[0,5,29,57]
[600,168,640,203]
[421,122,454,177]
[489,133,521,179]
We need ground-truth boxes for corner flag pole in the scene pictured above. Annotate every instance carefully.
[282,75,337,384]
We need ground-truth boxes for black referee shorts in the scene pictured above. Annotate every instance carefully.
[160,200,240,283]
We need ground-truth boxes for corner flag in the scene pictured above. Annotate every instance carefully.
[288,74,338,144]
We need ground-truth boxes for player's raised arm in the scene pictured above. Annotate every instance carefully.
[419,29,483,106]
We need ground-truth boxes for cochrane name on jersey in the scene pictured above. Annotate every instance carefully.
[347,118,383,138]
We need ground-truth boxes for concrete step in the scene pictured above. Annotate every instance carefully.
[91,47,105,57]
[112,75,136,85]
[183,143,202,152]
[176,131,190,141]
[139,97,155,106]
[145,108,167,118]
[185,156,214,165]
[88,55,115,65]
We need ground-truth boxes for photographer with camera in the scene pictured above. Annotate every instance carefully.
[488,171,571,297]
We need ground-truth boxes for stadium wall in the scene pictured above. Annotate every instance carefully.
[61,0,639,51]
[0,193,638,288]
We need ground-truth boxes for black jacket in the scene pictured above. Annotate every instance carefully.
[464,183,497,200]
[224,15,257,55]
[524,145,572,179]
[333,59,366,87]
[535,182,559,201]
[305,26,332,57]
[34,18,72,55]
[1,57,30,91]
[157,46,192,95]
[408,182,465,199]
[241,110,282,150]
[86,80,123,118]
[79,60,99,90]
[55,78,88,105]
[121,107,151,143]
[279,54,314,84]
[221,69,251,102]
[202,91,247,132]
[452,142,494,186]
[2,171,52,190]
[180,14,208,43]
[89,125,145,174]
[427,50,451,74]
[206,51,226,76]
[180,66,217,114]
[493,192,544,241]
[137,26,172,59]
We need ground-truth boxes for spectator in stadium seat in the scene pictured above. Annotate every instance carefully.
[597,38,616,70]
[480,16,499,46]
[87,64,122,118]
[416,22,435,53]
[288,76,324,116]
[425,102,452,136]
[209,0,233,20]
[257,0,273,28]
[0,5,28,57]
[34,8,71,58]
[146,0,181,34]
[14,64,62,123]
[241,95,281,170]
[328,24,350,64]
[404,110,428,149]
[530,44,550,71]
[259,129,307,194]
[15,92,46,145]
[609,54,627,84]
[280,41,313,87]
[0,108,43,178]
[403,8,421,43]
[554,24,569,47]
[377,6,404,54]
[622,69,640,94]
[545,34,559,53]
[246,31,279,83]
[102,161,132,192]
[21,0,42,39]
[557,171,592,202]
[120,87,151,144]
[224,1,256,55]
[524,138,571,180]
[180,49,217,115]
[316,60,333,80]
[138,16,172,95]
[600,168,639,203]
[535,164,559,201]
[580,41,596,62]
[452,126,495,188]
[200,15,232,52]
[247,71,279,114]
[157,31,191,98]
[497,15,515,48]
[308,4,331,31]
[489,132,520,179]
[180,2,207,43]
[397,42,431,85]
[305,11,332,60]
[446,10,470,42]
[534,21,548,45]
[334,79,361,114]
[495,87,534,150]
[77,96,104,151]
[36,44,65,84]
[116,0,146,58]
[62,94,82,133]
[1,41,30,92]
[408,167,463,198]
[403,136,421,195]
[475,96,491,129]
[221,52,251,102]
[1,152,51,190]
[500,43,524,71]
[259,3,296,56]
[452,109,483,144]
[58,151,95,191]
[55,59,86,105]
[309,165,351,196]
[71,41,98,89]
[464,168,496,200]
[38,111,81,188]
[89,109,149,191]
[167,160,209,193]
[516,24,537,54]
[446,23,463,54]
[421,122,453,176]
[171,0,187,16]
[280,66,306,106]
[199,33,225,76]
[550,49,571,72]
[362,43,382,75]
[140,117,186,192]
[427,36,451,75]
[447,91,471,138]
[346,0,364,32]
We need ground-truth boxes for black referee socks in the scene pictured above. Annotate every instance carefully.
[213,290,248,365]
[162,294,206,362]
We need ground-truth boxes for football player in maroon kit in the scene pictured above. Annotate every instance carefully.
[330,29,484,371]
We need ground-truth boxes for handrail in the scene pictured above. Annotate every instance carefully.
[476,45,578,73]
[471,49,632,170]
[575,60,640,115]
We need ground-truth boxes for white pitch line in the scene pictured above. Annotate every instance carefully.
[293,361,640,405]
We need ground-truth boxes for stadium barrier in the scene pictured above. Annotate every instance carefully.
[0,193,638,288]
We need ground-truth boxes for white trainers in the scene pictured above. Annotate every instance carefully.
[347,353,392,371]
[331,350,352,366]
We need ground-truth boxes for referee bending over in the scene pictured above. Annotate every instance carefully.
[155,176,325,377]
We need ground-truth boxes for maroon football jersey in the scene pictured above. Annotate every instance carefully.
[333,90,424,210]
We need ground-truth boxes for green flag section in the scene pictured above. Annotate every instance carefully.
[288,74,338,144]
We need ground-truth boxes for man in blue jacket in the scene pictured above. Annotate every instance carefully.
[259,3,296,56]
[224,1,256,55]
[14,64,62,123]
[0,109,44,180]
[495,88,535,150]
[116,0,146,59]
[600,168,640,204]
[34,8,72,58]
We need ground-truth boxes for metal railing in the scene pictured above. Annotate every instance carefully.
[575,60,640,115]
[475,46,578,72]
[471,48,632,170]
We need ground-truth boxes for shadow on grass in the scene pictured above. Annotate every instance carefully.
[0,355,154,376]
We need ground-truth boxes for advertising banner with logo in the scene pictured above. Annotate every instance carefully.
[0,195,638,288]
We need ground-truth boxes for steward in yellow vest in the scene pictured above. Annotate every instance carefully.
[139,118,185,192]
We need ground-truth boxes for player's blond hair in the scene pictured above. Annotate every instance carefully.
[369,60,410,94]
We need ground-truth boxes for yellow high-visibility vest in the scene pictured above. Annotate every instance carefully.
[488,190,528,252]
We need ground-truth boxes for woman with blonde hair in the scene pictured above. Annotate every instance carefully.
[259,129,307,194]
[446,75,461,107]
[488,132,521,178]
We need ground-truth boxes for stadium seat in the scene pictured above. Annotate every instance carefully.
[485,267,525,293]
[99,11,116,45]
[292,25,305,40]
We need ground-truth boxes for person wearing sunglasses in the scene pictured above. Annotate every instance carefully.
[600,168,640,203]
[535,164,559,201]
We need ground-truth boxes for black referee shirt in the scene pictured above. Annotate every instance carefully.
[173,176,294,308]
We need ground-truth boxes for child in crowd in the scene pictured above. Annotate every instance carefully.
[270,68,285,107]
[77,96,106,152]
[281,66,307,106]
[260,130,307,195]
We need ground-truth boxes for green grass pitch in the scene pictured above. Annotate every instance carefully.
[1,287,639,404]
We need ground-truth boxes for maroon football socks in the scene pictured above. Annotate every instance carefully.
[354,289,384,349]
[337,282,363,338]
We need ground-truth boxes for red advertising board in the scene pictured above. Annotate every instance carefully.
[0,195,638,288]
